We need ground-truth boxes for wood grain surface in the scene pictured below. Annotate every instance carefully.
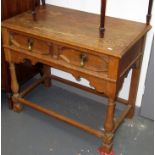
[2,5,151,57]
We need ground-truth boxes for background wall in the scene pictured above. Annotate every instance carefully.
[46,0,154,106]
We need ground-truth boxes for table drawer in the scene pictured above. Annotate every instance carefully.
[9,32,50,55]
[58,46,108,73]
[8,33,108,74]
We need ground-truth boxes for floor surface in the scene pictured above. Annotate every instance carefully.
[1,82,154,155]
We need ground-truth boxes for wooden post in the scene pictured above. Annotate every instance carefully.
[42,65,51,87]
[127,66,140,118]
[32,0,46,21]
[100,0,106,38]
[32,0,36,21]
[146,0,154,25]
[127,36,146,118]
[104,99,116,132]
[9,62,23,112]
[99,57,119,153]
[41,0,46,6]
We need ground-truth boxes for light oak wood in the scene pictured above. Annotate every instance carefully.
[9,62,23,112]
[1,0,41,109]
[2,5,151,154]
[10,32,51,54]
[2,5,151,57]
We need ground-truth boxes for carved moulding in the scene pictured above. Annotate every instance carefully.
[70,71,110,96]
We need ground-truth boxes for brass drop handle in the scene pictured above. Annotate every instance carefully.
[28,38,33,51]
[80,53,87,67]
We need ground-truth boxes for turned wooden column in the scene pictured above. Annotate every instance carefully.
[41,0,46,5]
[100,0,106,38]
[104,99,116,131]
[100,57,119,153]
[146,0,154,24]
[9,62,23,112]
[1,0,41,109]
[32,0,46,20]
[99,98,115,153]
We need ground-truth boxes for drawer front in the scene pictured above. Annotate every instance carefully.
[58,46,108,73]
[9,32,50,55]
[8,32,109,75]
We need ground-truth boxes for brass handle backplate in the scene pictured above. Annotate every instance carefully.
[80,53,88,67]
[28,38,33,51]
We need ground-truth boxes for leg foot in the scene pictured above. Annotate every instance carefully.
[127,108,135,119]
[13,103,23,112]
[101,99,115,154]
[6,92,13,109]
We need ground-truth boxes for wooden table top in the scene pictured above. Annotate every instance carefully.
[2,5,151,58]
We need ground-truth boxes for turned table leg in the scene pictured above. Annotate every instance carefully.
[100,98,116,153]
[42,65,51,87]
[9,62,23,112]
[127,65,140,118]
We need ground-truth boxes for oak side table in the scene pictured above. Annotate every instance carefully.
[2,4,151,154]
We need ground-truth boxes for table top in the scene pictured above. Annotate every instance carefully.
[2,5,151,58]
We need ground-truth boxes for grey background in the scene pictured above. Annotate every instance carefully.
[141,40,154,120]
